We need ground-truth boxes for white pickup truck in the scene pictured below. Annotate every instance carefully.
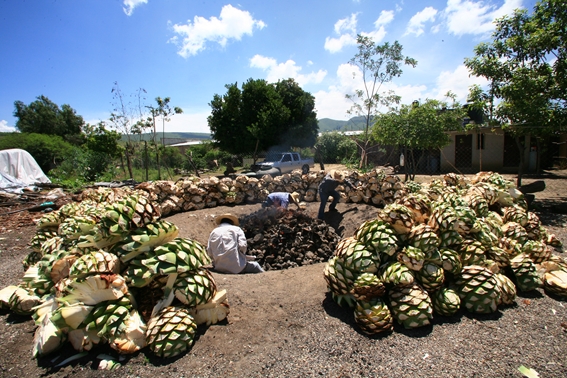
[256,152,314,175]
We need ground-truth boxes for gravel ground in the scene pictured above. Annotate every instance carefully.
[0,170,566,378]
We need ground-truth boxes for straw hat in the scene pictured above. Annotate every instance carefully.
[329,169,344,182]
[290,192,301,203]
[215,213,240,226]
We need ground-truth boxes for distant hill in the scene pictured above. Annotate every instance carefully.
[120,118,370,143]
[317,116,369,133]
[121,132,211,143]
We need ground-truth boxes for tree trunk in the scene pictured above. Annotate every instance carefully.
[120,153,126,175]
[314,146,325,170]
[187,152,200,177]
[478,130,483,172]
[409,149,416,181]
[252,139,260,165]
[144,141,149,181]
[536,137,542,175]
[515,136,525,187]
[156,146,161,180]
[125,144,134,179]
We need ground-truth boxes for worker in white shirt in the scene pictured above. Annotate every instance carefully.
[207,213,264,274]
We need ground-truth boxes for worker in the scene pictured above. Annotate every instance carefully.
[207,213,264,274]
[262,192,301,209]
[318,170,355,219]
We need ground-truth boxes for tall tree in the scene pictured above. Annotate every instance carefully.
[208,83,247,153]
[145,97,183,179]
[13,95,85,145]
[275,78,318,148]
[82,121,123,180]
[346,35,417,168]
[373,96,465,180]
[464,0,567,185]
[108,82,146,179]
[208,78,318,160]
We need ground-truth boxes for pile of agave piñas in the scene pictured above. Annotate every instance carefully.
[324,172,566,335]
[0,187,229,362]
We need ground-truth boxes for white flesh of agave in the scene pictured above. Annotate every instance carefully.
[58,275,128,306]
[0,285,18,310]
[188,289,230,326]
[68,328,102,352]
[32,295,58,325]
[150,273,178,318]
[109,310,147,354]
[32,315,65,357]
[10,287,41,314]
[55,304,95,329]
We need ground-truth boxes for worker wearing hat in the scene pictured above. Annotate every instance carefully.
[207,213,264,274]
[317,170,355,219]
[262,192,301,209]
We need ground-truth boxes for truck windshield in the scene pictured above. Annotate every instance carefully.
[263,154,283,163]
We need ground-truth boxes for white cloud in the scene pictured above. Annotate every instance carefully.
[325,10,395,53]
[166,111,211,134]
[170,5,266,58]
[360,10,394,43]
[374,10,395,27]
[430,64,488,102]
[335,13,358,35]
[250,55,327,86]
[314,64,363,120]
[383,82,429,105]
[324,14,358,53]
[324,34,357,54]
[123,0,147,16]
[0,120,16,133]
[444,0,524,36]
[405,7,438,37]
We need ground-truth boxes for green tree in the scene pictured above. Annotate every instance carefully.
[145,97,183,179]
[13,95,85,145]
[464,0,567,185]
[82,122,122,180]
[314,132,357,165]
[346,35,417,168]
[0,132,74,173]
[274,79,318,148]
[208,83,247,154]
[241,78,289,161]
[208,78,318,160]
[373,96,465,180]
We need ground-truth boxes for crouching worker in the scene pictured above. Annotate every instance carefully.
[207,213,264,274]
[262,192,301,210]
[318,170,355,219]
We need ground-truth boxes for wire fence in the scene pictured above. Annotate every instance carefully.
[130,130,564,182]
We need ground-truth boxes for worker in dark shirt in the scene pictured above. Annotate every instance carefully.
[318,170,355,219]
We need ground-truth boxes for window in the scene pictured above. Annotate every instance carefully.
[282,154,292,162]
[477,133,485,150]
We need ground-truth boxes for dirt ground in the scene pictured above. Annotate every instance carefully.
[0,168,567,377]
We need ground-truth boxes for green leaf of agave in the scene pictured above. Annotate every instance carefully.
[518,366,539,378]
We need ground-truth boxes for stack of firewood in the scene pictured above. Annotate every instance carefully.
[133,168,405,216]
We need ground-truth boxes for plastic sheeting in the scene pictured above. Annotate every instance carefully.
[0,149,50,192]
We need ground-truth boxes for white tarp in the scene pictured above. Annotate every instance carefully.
[0,149,50,192]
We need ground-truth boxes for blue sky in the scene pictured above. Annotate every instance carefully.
[0,0,536,134]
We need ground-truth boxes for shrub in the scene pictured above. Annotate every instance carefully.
[0,132,73,172]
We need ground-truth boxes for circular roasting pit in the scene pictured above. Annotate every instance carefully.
[239,207,340,270]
